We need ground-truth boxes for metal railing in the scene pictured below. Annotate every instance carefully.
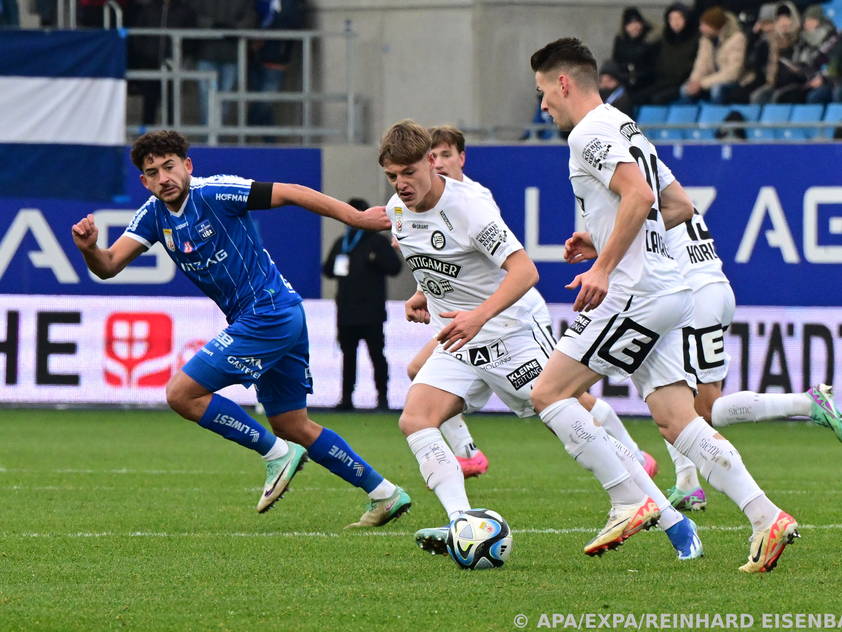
[121,24,359,145]
[466,120,842,144]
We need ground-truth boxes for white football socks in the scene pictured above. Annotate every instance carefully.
[591,397,646,465]
[407,427,469,521]
[665,440,701,490]
[262,437,290,461]
[539,398,643,506]
[712,391,812,427]
[673,417,779,529]
[609,436,682,530]
[439,413,479,458]
[368,479,397,501]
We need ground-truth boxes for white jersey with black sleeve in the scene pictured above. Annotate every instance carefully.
[567,104,687,297]
[387,176,534,346]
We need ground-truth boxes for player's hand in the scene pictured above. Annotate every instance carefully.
[437,309,487,352]
[71,213,99,251]
[405,292,430,323]
[390,235,401,251]
[352,206,391,232]
[566,266,609,312]
[563,231,597,263]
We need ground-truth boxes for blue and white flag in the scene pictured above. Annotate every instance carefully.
[0,30,126,200]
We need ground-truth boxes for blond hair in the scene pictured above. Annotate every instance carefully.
[378,119,432,166]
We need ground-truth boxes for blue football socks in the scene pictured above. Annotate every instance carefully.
[198,394,277,455]
[307,427,384,492]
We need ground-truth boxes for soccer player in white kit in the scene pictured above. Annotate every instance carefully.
[530,38,797,572]
[660,212,842,510]
[379,120,701,561]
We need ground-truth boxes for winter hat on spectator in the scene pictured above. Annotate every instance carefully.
[700,7,727,30]
[803,4,826,21]
[599,60,626,82]
[775,3,792,18]
[622,7,645,25]
[757,3,776,23]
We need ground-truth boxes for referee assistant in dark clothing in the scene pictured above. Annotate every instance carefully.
[322,198,402,410]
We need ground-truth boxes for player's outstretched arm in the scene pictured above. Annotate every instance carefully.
[71,213,146,280]
[567,163,653,312]
[270,183,391,231]
[660,180,694,230]
[438,249,538,351]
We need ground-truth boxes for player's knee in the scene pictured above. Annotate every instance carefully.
[530,380,559,413]
[165,379,189,416]
[398,411,429,436]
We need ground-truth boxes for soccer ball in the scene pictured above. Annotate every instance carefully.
[446,508,512,570]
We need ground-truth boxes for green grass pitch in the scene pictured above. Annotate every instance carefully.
[1,409,840,631]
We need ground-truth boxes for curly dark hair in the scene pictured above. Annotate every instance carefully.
[130,130,190,171]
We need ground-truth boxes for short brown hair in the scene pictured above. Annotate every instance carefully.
[130,130,189,171]
[378,119,431,166]
[429,125,465,153]
[700,7,727,30]
[530,38,598,88]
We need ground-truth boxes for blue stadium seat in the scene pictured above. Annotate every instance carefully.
[821,102,842,139]
[751,104,792,141]
[784,104,825,140]
[636,105,668,138]
[828,0,842,28]
[658,105,698,141]
[694,104,730,140]
[729,104,761,122]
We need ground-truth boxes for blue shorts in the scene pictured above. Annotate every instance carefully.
[183,303,313,416]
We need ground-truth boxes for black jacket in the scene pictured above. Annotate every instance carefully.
[322,230,402,327]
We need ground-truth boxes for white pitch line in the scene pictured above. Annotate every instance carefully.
[2,524,841,539]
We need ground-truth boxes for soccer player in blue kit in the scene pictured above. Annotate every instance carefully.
[71,130,411,527]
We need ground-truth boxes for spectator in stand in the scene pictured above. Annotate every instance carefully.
[789,4,840,103]
[322,198,402,411]
[0,0,20,27]
[750,2,803,103]
[598,60,634,116]
[127,0,198,126]
[680,7,747,103]
[636,2,699,104]
[730,3,777,103]
[194,0,258,126]
[611,7,658,102]
[248,0,306,140]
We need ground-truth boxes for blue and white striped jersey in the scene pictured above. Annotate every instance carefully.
[124,175,301,323]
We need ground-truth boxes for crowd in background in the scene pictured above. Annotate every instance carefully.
[609,0,842,109]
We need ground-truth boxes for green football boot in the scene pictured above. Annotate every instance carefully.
[257,442,308,513]
[345,487,411,528]
[807,384,842,442]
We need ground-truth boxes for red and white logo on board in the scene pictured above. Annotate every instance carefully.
[104,313,173,387]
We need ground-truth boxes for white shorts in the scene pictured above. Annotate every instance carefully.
[414,318,554,418]
[556,290,696,400]
[683,281,735,384]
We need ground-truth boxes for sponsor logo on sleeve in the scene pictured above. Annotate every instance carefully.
[475,221,507,256]
[619,121,641,141]
[570,314,592,334]
[506,359,543,390]
[582,138,610,171]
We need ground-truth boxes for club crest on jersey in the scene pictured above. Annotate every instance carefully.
[395,206,404,233]
[196,220,215,239]
[163,228,175,251]
[431,230,446,250]
[182,241,195,253]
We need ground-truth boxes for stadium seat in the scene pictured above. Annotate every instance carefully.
[694,104,730,140]
[751,104,792,141]
[784,104,825,140]
[659,105,698,141]
[637,105,668,138]
[729,104,761,122]
[821,102,842,139]
[828,0,842,28]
